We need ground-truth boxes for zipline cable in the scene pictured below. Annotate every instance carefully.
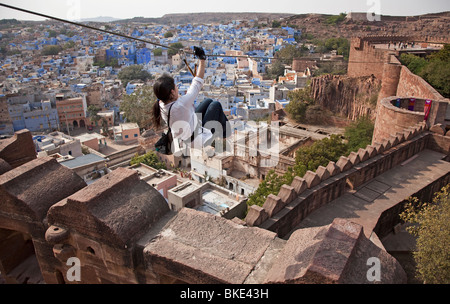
[0,2,181,52]
[0,2,276,61]
[1,3,407,65]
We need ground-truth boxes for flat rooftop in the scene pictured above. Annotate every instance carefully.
[229,170,261,188]
[195,189,238,215]
[171,182,200,197]
[120,123,139,130]
[60,153,106,169]
[74,132,105,142]
[146,171,175,185]
[129,164,175,184]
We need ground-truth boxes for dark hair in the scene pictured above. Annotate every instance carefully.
[152,74,175,129]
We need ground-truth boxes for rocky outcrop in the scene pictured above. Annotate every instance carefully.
[310,74,381,120]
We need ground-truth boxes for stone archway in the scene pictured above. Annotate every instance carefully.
[79,120,86,128]
[0,228,44,284]
[73,120,79,128]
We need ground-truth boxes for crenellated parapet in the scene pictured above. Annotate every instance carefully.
[245,121,449,238]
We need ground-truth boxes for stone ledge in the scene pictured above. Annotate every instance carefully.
[144,208,277,284]
[264,218,407,284]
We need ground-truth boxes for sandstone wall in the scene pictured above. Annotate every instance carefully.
[372,96,448,145]
[396,65,446,101]
[348,38,390,79]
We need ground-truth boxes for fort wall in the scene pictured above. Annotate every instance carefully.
[372,96,448,144]
[245,122,450,239]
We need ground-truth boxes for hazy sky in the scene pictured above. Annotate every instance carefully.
[0,0,449,21]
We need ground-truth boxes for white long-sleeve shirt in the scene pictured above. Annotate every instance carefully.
[159,76,212,146]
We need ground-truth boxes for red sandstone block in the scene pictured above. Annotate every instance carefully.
[291,176,307,194]
[336,156,353,172]
[358,148,370,162]
[0,158,11,174]
[383,139,392,150]
[303,171,321,188]
[277,184,296,205]
[365,145,378,158]
[245,205,269,227]
[264,218,407,284]
[315,166,330,181]
[430,124,445,135]
[326,161,341,176]
[396,132,405,143]
[389,135,399,147]
[348,151,361,165]
[262,194,284,218]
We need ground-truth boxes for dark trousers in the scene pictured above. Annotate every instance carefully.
[195,98,230,138]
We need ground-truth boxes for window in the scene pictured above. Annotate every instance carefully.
[134,133,137,137]
[125,135,128,138]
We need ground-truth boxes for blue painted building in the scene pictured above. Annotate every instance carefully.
[23,101,60,132]
[136,48,152,65]
[8,100,59,132]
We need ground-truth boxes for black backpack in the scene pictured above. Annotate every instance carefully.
[155,103,174,155]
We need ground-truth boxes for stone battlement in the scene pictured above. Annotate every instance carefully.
[245,122,450,239]
[351,35,450,46]
[0,130,409,284]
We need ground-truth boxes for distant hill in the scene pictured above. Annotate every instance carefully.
[281,11,450,39]
[117,12,292,25]
[78,16,122,23]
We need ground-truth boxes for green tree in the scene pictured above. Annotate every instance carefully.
[399,53,428,74]
[272,20,281,28]
[313,37,350,60]
[130,151,167,170]
[399,45,450,98]
[286,86,314,122]
[164,31,174,38]
[120,85,156,130]
[117,65,152,87]
[325,13,346,25]
[399,185,450,284]
[419,44,450,98]
[275,44,306,64]
[47,30,57,38]
[87,105,101,123]
[41,45,62,56]
[246,169,293,207]
[266,60,285,80]
[168,42,184,56]
[293,134,349,177]
[153,48,163,56]
[247,134,348,207]
[63,40,75,50]
[344,116,374,153]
